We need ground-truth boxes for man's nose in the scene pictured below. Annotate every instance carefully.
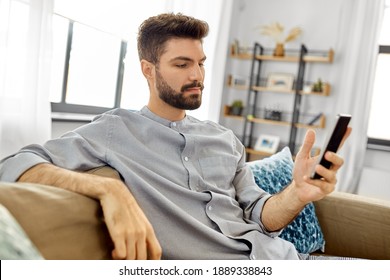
[189,65,204,81]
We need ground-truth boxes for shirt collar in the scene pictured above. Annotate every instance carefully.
[140,106,188,127]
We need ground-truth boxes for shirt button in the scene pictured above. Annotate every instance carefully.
[250,254,256,260]
[208,205,213,211]
[171,122,177,127]
[184,156,189,161]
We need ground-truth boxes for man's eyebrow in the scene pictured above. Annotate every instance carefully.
[170,56,207,62]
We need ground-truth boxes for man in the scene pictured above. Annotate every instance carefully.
[0,13,351,260]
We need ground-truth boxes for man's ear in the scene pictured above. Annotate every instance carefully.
[140,59,154,80]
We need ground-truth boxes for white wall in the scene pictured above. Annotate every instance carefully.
[220,0,390,199]
[359,149,390,200]
[221,0,347,142]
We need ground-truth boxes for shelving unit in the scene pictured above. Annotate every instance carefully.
[224,105,326,129]
[225,43,334,159]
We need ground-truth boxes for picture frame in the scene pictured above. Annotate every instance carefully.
[228,74,249,87]
[254,134,280,154]
[266,73,294,91]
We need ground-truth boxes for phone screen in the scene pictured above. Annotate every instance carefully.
[310,114,351,179]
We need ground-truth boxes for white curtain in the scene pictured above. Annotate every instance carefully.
[0,0,53,159]
[332,0,385,192]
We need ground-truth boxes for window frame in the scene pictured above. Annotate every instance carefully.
[50,17,127,116]
[367,45,390,151]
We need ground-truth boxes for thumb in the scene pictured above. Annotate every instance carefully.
[296,129,316,159]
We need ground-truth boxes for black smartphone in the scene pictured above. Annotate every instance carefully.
[310,114,352,179]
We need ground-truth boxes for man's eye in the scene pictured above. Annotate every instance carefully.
[176,64,187,68]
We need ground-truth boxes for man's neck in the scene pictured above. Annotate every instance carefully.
[147,100,186,122]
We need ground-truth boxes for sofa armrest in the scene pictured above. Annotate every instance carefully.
[0,166,122,259]
[86,165,121,180]
[0,166,121,259]
[314,191,390,259]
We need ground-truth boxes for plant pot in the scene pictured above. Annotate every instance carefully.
[230,106,243,116]
[273,43,285,57]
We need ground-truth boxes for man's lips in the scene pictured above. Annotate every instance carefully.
[182,86,203,96]
[181,82,204,93]
[185,87,202,92]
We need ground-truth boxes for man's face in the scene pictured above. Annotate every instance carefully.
[154,38,206,110]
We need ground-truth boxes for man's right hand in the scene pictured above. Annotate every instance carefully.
[18,163,162,260]
[99,180,162,260]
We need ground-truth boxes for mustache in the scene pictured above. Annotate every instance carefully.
[181,81,204,92]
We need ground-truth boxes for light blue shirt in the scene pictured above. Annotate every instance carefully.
[0,106,299,259]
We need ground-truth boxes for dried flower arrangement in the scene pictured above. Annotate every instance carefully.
[257,22,302,56]
[259,22,302,44]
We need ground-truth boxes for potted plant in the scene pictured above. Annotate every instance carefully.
[230,100,244,116]
[312,78,323,92]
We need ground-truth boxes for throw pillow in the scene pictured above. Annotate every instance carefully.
[247,147,325,254]
[0,204,44,259]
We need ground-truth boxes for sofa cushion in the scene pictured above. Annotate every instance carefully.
[247,147,325,254]
[0,182,113,259]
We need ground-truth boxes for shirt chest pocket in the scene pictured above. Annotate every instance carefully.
[199,155,237,188]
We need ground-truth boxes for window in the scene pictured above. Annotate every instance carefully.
[367,0,390,150]
[51,0,167,116]
[50,16,126,115]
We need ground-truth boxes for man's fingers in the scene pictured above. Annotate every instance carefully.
[313,163,338,184]
[296,129,316,159]
[112,241,127,260]
[147,236,163,260]
[135,239,148,260]
[324,151,345,171]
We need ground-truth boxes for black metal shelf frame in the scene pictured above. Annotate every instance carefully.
[241,43,309,155]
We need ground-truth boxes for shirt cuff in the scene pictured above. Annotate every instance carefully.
[251,194,284,238]
[0,152,49,182]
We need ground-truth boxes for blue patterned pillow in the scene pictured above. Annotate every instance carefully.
[248,147,325,254]
[0,204,44,259]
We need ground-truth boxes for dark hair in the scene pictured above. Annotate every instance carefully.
[137,13,209,64]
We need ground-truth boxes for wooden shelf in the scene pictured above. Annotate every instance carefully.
[245,148,273,158]
[231,48,334,63]
[231,53,253,60]
[248,116,291,127]
[252,83,331,96]
[227,81,331,96]
[223,105,326,129]
[245,146,321,161]
[249,115,325,129]
[228,84,249,91]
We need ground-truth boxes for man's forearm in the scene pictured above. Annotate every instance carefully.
[17,163,118,200]
[260,181,306,232]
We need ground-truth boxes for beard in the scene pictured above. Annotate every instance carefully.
[156,70,204,110]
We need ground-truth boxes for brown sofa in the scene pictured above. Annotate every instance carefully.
[0,166,389,260]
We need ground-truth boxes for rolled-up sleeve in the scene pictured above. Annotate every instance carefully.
[232,138,283,237]
[0,152,49,182]
[250,194,283,238]
[0,112,115,182]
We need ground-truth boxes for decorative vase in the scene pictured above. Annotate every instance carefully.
[273,43,285,57]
